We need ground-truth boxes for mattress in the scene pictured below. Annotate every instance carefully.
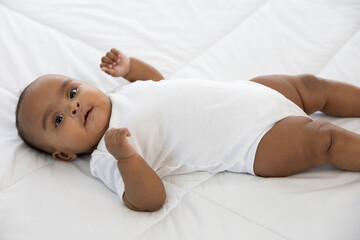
[1,0,360,239]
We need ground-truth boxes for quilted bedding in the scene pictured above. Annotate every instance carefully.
[1,0,360,239]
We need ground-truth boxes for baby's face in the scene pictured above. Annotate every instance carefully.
[19,75,111,159]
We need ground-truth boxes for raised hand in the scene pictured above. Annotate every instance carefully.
[100,48,131,77]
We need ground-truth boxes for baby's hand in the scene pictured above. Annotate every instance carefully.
[105,128,137,161]
[100,48,131,77]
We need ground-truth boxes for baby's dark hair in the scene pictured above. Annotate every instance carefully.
[15,81,48,154]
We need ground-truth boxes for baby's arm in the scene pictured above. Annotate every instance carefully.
[100,48,164,82]
[105,128,166,212]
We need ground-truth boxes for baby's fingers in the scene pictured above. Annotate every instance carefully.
[101,56,113,64]
[106,127,130,137]
[101,66,117,76]
[100,62,112,68]
[106,51,118,62]
[111,48,121,56]
[116,128,131,138]
[105,128,130,145]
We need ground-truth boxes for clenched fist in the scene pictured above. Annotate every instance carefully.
[105,128,137,161]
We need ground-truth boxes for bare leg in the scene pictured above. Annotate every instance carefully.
[251,74,360,116]
[254,116,360,177]
[250,74,360,177]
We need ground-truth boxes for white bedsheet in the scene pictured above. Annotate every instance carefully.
[1,0,360,239]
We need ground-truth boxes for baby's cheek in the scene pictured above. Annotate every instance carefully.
[60,129,85,150]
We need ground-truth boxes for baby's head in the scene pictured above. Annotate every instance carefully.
[16,74,111,161]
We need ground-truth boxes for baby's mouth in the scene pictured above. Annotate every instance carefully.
[84,107,93,125]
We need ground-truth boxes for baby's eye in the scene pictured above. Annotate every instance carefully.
[55,114,63,127]
[70,88,77,99]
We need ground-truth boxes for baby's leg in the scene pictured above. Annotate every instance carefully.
[254,116,360,177]
[251,74,360,117]
[251,74,360,176]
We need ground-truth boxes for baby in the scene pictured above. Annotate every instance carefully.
[16,48,360,212]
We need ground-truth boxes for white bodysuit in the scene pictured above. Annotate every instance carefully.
[90,79,308,199]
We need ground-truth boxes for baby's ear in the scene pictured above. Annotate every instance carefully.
[52,151,77,162]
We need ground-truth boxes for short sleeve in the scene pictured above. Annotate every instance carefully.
[90,149,124,202]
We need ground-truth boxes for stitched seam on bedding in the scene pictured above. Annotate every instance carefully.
[1,1,271,78]
[0,161,54,193]
[170,0,270,77]
[0,4,104,54]
[134,172,288,240]
[133,173,217,240]
[188,190,289,240]
[317,25,360,75]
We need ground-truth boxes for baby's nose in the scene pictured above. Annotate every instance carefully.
[70,101,81,116]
